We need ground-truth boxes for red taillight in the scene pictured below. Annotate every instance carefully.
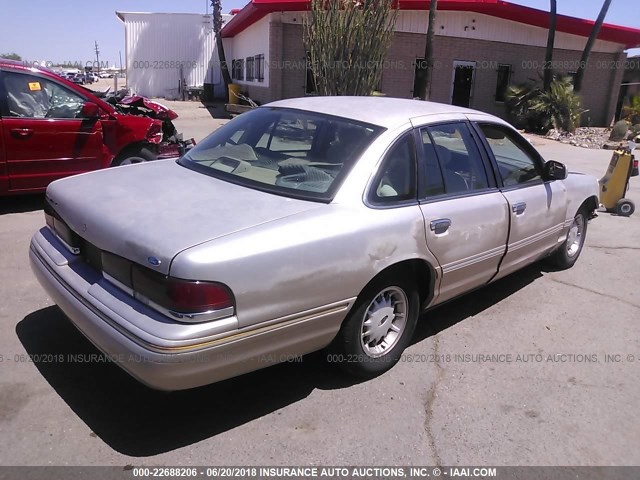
[130,264,234,316]
[167,280,234,313]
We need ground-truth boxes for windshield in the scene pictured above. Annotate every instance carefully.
[178,107,384,202]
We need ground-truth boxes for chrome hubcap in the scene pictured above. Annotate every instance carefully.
[620,203,632,214]
[360,287,407,358]
[566,215,584,257]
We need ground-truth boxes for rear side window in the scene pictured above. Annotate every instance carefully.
[371,133,417,204]
[2,71,86,119]
[426,122,489,194]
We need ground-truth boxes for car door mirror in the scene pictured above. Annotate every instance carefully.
[543,160,567,180]
[80,101,100,119]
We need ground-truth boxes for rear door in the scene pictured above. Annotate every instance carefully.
[473,122,567,280]
[0,69,104,192]
[416,121,510,304]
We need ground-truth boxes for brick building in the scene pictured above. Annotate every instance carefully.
[221,0,640,126]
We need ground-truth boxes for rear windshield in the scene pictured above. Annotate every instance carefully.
[179,107,384,202]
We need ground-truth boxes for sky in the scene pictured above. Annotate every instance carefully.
[0,0,638,67]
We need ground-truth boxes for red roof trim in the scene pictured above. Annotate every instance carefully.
[222,0,640,48]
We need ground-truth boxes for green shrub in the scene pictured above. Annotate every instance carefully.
[505,77,586,134]
[622,96,640,125]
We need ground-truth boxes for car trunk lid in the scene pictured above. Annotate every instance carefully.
[46,160,321,275]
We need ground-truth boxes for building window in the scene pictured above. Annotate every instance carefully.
[305,52,317,95]
[495,64,511,103]
[232,59,244,81]
[255,54,264,82]
[246,56,255,81]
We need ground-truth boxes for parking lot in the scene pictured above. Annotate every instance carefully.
[0,121,638,466]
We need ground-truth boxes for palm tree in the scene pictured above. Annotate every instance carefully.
[543,0,557,92]
[574,0,613,92]
[416,0,438,100]
[212,0,232,94]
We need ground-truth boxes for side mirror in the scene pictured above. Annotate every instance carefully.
[544,160,568,180]
[80,101,100,119]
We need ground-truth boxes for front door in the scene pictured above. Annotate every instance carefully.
[451,61,475,108]
[0,70,104,192]
[474,123,568,280]
[417,122,510,304]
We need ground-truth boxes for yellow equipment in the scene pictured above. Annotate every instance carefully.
[599,144,638,217]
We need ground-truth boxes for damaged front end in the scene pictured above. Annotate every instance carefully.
[87,87,196,160]
[113,95,196,159]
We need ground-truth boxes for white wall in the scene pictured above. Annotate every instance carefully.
[121,12,230,99]
[277,11,624,54]
[394,11,623,53]
[225,15,271,88]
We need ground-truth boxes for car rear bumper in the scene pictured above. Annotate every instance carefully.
[29,228,351,391]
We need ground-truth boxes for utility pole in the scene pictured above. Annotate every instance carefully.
[94,41,100,73]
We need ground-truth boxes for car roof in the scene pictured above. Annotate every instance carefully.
[0,59,115,113]
[264,96,489,129]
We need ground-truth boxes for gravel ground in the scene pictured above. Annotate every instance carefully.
[543,128,613,149]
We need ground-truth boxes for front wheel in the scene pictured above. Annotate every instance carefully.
[329,275,419,378]
[112,147,156,167]
[546,210,588,269]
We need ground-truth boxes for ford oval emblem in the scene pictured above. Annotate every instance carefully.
[147,256,161,266]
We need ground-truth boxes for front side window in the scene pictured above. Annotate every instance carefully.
[478,124,542,187]
[426,122,489,194]
[179,108,383,202]
[371,134,417,204]
[3,71,85,119]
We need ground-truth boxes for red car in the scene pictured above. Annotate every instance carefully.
[0,60,189,195]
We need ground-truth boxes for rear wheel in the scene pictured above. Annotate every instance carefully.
[615,199,635,217]
[329,274,419,378]
[112,147,156,167]
[547,209,588,269]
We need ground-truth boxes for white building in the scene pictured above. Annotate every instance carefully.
[117,11,231,99]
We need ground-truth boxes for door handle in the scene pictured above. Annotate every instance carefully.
[512,202,527,215]
[10,128,34,139]
[430,218,451,235]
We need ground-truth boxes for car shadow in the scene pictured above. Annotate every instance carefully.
[411,263,545,343]
[0,194,45,215]
[16,263,545,457]
[15,306,357,457]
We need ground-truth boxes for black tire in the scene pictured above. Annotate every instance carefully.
[546,209,588,270]
[614,199,635,217]
[112,147,156,167]
[328,273,419,378]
